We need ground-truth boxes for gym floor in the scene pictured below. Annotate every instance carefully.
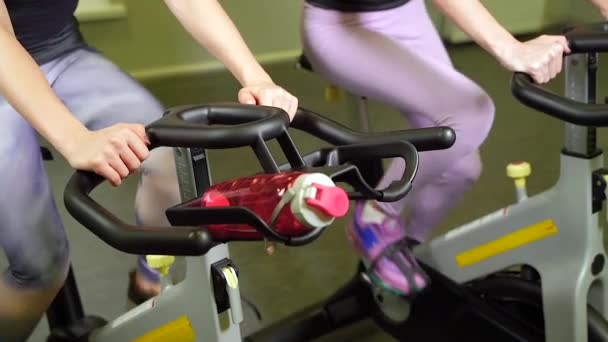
[10,42,608,341]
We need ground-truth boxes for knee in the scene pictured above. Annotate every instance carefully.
[136,147,181,226]
[447,151,483,189]
[473,90,495,126]
[449,89,495,154]
[139,147,178,191]
[5,237,70,291]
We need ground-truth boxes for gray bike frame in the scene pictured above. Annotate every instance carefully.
[410,54,608,342]
[89,147,243,342]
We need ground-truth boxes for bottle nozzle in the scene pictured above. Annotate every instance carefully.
[305,183,349,218]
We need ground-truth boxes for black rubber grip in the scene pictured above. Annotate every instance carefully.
[511,73,608,126]
[64,171,214,256]
[565,22,608,54]
[292,108,455,152]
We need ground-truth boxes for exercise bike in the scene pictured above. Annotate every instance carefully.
[47,21,608,342]
[45,103,454,341]
[245,23,608,342]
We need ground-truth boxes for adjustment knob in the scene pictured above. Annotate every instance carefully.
[146,255,175,276]
[507,161,531,179]
[506,161,531,202]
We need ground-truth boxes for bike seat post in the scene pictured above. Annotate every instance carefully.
[506,161,531,202]
[297,53,372,132]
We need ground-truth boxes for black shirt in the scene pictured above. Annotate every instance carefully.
[305,0,410,12]
[5,0,85,64]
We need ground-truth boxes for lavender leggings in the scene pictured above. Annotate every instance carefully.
[0,48,179,289]
[301,0,495,241]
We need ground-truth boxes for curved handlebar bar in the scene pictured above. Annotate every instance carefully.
[564,23,608,54]
[292,108,455,152]
[64,171,214,255]
[511,73,608,127]
[510,23,608,126]
[146,103,290,149]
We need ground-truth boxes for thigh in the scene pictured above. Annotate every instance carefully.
[380,0,454,67]
[301,1,487,127]
[51,49,165,130]
[0,100,68,287]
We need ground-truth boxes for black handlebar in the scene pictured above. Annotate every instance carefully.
[292,108,455,152]
[510,23,608,127]
[565,22,608,54]
[511,73,608,126]
[64,171,214,256]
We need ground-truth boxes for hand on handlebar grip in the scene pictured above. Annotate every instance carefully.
[499,35,570,84]
[238,82,299,121]
[64,124,151,187]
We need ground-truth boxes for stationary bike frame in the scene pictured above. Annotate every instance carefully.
[407,28,608,342]
[56,104,454,342]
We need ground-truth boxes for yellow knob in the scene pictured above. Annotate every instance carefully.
[507,161,531,179]
[146,255,175,276]
[324,85,342,102]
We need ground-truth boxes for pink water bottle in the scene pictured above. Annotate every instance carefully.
[193,172,349,241]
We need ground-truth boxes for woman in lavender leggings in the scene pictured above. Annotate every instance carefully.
[302,0,607,297]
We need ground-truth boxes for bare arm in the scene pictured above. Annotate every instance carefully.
[433,0,518,60]
[433,0,570,83]
[0,2,88,157]
[164,0,269,87]
[587,0,608,18]
[164,0,298,117]
[0,0,150,185]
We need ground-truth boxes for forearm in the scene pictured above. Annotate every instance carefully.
[433,0,519,60]
[587,0,608,18]
[0,2,12,34]
[165,0,271,86]
[0,27,86,155]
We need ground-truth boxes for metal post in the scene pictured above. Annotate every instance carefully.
[174,147,212,200]
[46,266,85,329]
[347,93,371,132]
[564,53,599,157]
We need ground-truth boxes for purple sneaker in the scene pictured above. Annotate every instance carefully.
[347,202,429,296]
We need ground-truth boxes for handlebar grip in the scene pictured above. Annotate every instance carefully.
[146,104,290,149]
[565,23,608,54]
[292,108,455,152]
[511,73,608,126]
[64,171,214,256]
